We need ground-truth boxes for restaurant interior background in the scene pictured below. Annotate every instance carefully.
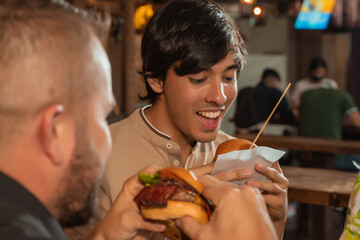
[67,0,360,134]
[66,0,360,239]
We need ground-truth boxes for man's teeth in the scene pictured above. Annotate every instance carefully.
[197,111,221,119]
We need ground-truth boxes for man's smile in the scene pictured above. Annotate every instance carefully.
[196,111,222,129]
[196,110,221,119]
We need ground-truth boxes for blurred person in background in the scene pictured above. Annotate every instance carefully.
[234,68,295,135]
[299,82,360,170]
[291,57,338,118]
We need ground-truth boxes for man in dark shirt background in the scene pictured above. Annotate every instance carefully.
[234,68,295,134]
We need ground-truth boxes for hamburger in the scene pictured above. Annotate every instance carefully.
[134,167,213,240]
[214,138,255,161]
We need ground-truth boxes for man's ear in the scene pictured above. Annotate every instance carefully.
[40,105,75,166]
[147,77,164,94]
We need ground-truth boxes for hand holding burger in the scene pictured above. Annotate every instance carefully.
[86,165,166,240]
[134,167,213,240]
[176,175,277,240]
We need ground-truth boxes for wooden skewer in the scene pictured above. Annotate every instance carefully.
[250,83,292,148]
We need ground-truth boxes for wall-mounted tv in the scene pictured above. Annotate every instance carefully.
[295,0,337,30]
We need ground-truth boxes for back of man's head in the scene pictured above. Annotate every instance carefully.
[0,0,108,146]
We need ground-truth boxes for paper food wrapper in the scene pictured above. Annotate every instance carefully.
[211,146,285,185]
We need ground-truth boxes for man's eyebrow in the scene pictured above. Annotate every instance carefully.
[198,64,239,74]
[225,64,239,71]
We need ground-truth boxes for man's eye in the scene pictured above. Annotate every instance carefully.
[189,77,206,84]
[224,76,236,82]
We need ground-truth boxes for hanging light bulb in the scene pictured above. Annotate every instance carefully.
[253,6,262,16]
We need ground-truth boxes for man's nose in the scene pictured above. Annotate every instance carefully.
[205,79,227,105]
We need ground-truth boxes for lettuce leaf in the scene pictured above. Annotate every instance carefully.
[139,172,160,186]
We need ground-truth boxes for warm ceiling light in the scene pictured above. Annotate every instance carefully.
[244,0,253,3]
[133,4,154,30]
[253,6,262,15]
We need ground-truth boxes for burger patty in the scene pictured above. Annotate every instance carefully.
[134,183,198,208]
[134,184,177,207]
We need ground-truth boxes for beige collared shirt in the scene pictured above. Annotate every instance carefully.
[65,106,233,239]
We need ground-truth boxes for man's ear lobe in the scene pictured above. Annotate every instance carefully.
[147,77,164,94]
[41,105,74,166]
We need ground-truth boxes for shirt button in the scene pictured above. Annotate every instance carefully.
[173,160,180,166]
[166,143,172,149]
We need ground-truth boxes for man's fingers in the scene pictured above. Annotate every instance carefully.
[212,169,252,182]
[201,184,243,205]
[247,179,282,193]
[123,211,166,233]
[255,163,288,189]
[176,216,204,240]
[198,174,219,186]
[123,165,162,196]
[271,161,283,174]
[190,162,214,177]
[262,194,286,209]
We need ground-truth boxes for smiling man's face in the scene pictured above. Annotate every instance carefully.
[156,52,239,144]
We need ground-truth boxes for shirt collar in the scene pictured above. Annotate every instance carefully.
[139,105,171,140]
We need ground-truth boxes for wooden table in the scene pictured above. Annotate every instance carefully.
[282,166,358,239]
[235,134,360,239]
[235,133,360,155]
[233,133,360,239]
[282,166,358,207]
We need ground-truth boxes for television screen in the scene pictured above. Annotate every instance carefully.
[295,0,337,30]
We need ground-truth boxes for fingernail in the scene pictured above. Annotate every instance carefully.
[247,179,256,187]
[244,170,252,177]
[256,163,264,171]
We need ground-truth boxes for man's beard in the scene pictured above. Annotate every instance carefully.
[57,120,104,228]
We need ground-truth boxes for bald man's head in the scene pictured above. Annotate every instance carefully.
[0,0,110,145]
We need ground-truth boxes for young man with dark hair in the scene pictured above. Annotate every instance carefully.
[66,1,289,239]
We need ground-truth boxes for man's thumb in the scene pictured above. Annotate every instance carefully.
[176,216,202,239]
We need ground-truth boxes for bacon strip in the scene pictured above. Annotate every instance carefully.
[134,184,177,207]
